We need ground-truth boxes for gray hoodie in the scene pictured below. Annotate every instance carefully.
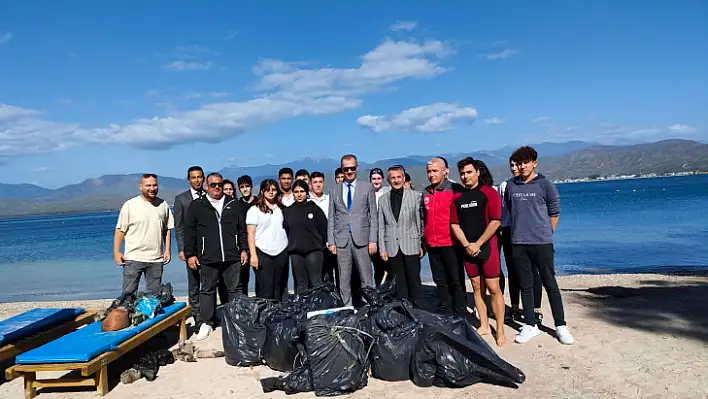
[504,173,560,245]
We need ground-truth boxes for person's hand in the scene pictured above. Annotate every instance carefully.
[368,242,377,256]
[250,255,259,270]
[419,248,425,259]
[179,251,186,261]
[380,251,389,261]
[328,245,337,255]
[114,252,125,266]
[240,251,248,265]
[187,256,200,270]
[466,242,481,257]
[163,251,171,265]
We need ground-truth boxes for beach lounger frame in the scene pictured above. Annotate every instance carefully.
[0,309,98,364]
[5,304,190,399]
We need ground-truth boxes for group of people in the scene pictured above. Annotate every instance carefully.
[113,146,574,347]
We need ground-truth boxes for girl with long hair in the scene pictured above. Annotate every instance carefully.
[246,179,289,301]
[282,180,328,293]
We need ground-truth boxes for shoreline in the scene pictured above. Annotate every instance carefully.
[1,272,707,399]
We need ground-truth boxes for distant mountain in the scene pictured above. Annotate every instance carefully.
[0,183,52,199]
[404,139,708,188]
[1,139,701,217]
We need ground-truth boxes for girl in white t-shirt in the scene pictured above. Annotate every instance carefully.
[246,179,289,301]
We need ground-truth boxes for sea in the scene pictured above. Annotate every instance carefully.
[1,175,707,303]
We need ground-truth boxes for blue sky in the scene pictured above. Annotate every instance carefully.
[1,1,706,188]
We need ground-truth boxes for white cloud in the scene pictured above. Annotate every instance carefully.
[389,20,418,32]
[172,45,220,59]
[0,37,454,160]
[532,116,551,123]
[483,117,505,125]
[223,30,239,40]
[0,32,12,44]
[357,103,477,133]
[668,124,696,134]
[481,48,519,60]
[182,92,233,100]
[31,166,55,172]
[162,60,213,71]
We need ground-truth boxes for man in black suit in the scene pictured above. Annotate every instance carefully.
[173,166,206,325]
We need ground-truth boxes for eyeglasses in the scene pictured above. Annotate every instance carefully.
[343,166,357,172]
[209,182,224,188]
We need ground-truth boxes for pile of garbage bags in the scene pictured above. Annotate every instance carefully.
[217,279,525,396]
[96,283,176,328]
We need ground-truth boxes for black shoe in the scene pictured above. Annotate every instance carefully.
[510,308,522,322]
[534,310,543,325]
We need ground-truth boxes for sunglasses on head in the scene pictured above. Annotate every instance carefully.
[209,182,224,188]
[142,173,157,179]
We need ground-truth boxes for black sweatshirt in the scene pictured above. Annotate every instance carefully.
[282,201,328,254]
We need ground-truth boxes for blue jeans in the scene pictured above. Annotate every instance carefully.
[122,260,163,296]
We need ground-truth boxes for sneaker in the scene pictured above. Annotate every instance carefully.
[515,325,541,344]
[556,325,574,345]
[195,323,213,341]
[534,310,544,325]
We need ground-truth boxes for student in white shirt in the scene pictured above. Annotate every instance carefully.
[279,168,295,207]
[247,179,290,301]
[308,171,336,283]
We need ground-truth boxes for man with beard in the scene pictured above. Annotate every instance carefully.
[174,166,206,323]
[184,172,249,340]
[114,174,174,296]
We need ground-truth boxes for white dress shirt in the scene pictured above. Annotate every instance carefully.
[309,192,330,218]
[342,179,357,207]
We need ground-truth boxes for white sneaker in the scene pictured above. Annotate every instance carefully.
[195,323,213,341]
[515,325,541,344]
[556,325,574,345]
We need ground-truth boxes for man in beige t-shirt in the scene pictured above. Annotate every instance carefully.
[113,174,175,295]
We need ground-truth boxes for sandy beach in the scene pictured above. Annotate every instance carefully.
[1,272,707,399]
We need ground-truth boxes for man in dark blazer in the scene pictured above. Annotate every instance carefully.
[327,154,378,306]
[377,165,424,307]
[173,166,206,324]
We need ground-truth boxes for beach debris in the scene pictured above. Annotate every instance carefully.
[95,283,176,328]
[119,349,175,384]
[101,307,130,332]
[218,295,278,367]
[171,340,224,362]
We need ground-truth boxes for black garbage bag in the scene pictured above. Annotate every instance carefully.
[120,348,175,384]
[262,308,302,372]
[260,364,313,394]
[411,322,526,389]
[304,311,373,396]
[217,295,278,366]
[285,279,344,319]
[262,310,373,396]
[364,300,422,381]
[360,278,397,309]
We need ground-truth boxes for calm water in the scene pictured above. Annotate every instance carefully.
[1,175,707,302]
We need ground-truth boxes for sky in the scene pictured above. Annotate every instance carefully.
[1,1,706,188]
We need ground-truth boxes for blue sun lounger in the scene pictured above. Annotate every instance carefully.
[6,302,191,399]
[0,308,97,363]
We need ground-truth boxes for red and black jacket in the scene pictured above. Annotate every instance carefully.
[420,178,464,248]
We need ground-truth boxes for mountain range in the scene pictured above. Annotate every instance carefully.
[0,139,705,217]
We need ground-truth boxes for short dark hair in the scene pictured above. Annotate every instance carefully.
[295,169,310,178]
[311,171,325,180]
[340,154,357,165]
[187,166,203,178]
[279,167,293,177]
[404,172,412,182]
[510,146,538,164]
[223,179,234,188]
[456,157,476,171]
[237,175,252,187]
[335,167,344,175]
[292,179,309,193]
[206,172,223,181]
[369,168,384,179]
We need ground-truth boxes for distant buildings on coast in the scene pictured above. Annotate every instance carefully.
[553,170,706,184]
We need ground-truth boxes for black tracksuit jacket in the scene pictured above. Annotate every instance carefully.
[183,195,248,264]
